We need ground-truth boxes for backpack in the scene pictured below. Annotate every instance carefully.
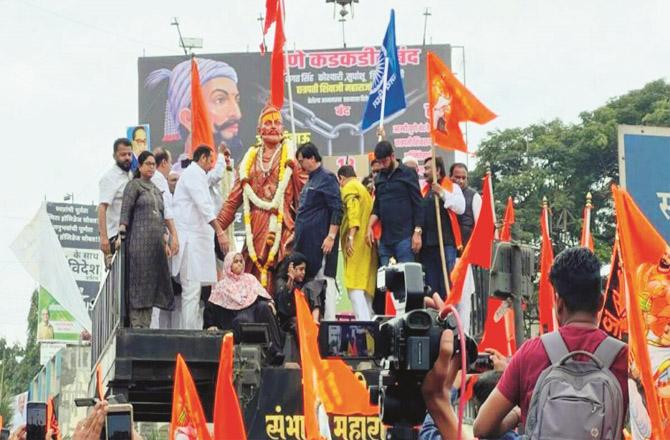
[523,331,625,440]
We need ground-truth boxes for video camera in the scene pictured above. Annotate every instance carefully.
[318,262,478,427]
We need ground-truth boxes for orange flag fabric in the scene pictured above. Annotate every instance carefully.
[189,58,217,164]
[46,397,62,440]
[598,239,627,340]
[214,334,246,440]
[170,354,212,440]
[427,51,496,152]
[447,173,496,306]
[295,289,377,439]
[500,197,515,242]
[580,197,595,251]
[478,297,517,356]
[267,0,285,108]
[538,203,557,334]
[613,185,669,439]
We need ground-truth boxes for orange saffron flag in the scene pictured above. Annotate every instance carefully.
[214,334,247,440]
[295,290,377,439]
[500,197,515,242]
[170,354,212,440]
[447,173,496,306]
[265,0,285,108]
[46,397,62,440]
[427,51,496,152]
[613,185,668,439]
[190,58,217,164]
[538,203,557,334]
[478,296,517,356]
[580,195,595,251]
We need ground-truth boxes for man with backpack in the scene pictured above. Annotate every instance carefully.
[423,247,628,439]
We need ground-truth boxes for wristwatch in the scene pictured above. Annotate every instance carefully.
[414,227,423,234]
[327,233,336,240]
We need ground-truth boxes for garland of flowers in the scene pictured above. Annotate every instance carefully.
[239,140,293,286]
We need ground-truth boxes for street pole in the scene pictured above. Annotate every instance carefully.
[510,244,526,346]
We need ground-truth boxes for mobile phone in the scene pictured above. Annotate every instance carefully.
[0,428,10,440]
[26,401,47,440]
[470,352,494,373]
[75,397,98,407]
[318,320,379,360]
[104,404,133,440]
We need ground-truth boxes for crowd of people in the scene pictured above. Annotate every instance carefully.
[97,105,481,347]
[96,106,629,439]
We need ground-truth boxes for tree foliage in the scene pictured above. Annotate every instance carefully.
[471,79,670,261]
[0,289,41,424]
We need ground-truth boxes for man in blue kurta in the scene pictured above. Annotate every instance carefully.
[294,142,343,320]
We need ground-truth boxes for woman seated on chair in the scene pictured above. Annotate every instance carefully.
[204,252,284,364]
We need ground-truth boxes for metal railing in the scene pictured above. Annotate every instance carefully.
[91,241,127,366]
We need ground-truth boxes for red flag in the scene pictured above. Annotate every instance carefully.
[262,0,279,37]
[613,185,668,439]
[295,290,377,439]
[500,197,515,242]
[95,364,104,401]
[269,2,286,109]
[214,334,246,440]
[447,173,496,306]
[538,201,557,334]
[478,297,516,356]
[46,397,62,440]
[462,375,479,403]
[427,51,496,152]
[170,354,212,440]
[580,193,595,251]
[384,290,396,316]
[189,58,217,164]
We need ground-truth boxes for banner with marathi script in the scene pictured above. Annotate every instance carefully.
[138,44,453,168]
[46,202,103,306]
[37,287,83,343]
[246,367,384,440]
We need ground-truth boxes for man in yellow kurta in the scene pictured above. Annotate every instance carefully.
[337,165,377,320]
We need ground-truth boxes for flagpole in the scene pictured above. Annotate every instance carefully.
[432,144,451,299]
[279,0,297,145]
[377,56,389,142]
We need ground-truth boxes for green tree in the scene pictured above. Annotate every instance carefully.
[472,79,670,261]
[0,289,41,424]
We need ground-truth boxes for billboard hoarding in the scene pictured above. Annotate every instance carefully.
[618,125,670,243]
[138,44,454,168]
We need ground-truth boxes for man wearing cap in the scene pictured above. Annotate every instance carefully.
[366,141,423,266]
[145,57,244,163]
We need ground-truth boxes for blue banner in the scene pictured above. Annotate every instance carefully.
[619,125,670,243]
[360,9,406,133]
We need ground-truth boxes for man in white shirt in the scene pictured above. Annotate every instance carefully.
[151,148,181,329]
[420,156,465,299]
[449,162,482,331]
[98,138,133,267]
[171,145,228,329]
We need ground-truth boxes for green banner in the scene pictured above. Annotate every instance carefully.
[37,287,82,343]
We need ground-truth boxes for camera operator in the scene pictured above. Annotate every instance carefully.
[424,248,629,439]
[421,294,521,440]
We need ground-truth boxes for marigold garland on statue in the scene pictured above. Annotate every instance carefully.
[239,140,294,286]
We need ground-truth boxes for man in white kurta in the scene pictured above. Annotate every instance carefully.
[171,146,227,329]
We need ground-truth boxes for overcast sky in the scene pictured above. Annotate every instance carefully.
[1,0,668,345]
